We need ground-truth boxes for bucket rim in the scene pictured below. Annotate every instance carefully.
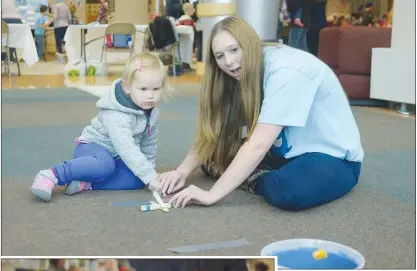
[260,238,365,269]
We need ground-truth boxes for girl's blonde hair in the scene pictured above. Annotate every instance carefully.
[194,16,264,177]
[122,53,173,99]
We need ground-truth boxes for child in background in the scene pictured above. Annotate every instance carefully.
[30,53,170,202]
[69,4,79,25]
[177,2,196,27]
[287,2,304,27]
[34,5,52,60]
[290,8,304,27]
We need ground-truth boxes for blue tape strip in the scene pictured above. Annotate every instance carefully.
[167,239,250,253]
[113,201,150,207]
[146,204,151,212]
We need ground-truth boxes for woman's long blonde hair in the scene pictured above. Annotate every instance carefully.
[194,17,264,177]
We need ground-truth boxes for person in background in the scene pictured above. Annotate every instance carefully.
[97,0,109,24]
[2,0,22,23]
[177,2,196,27]
[1,0,23,62]
[192,0,203,62]
[17,2,37,37]
[307,0,327,57]
[379,14,391,28]
[176,2,196,71]
[350,12,362,26]
[361,2,374,26]
[69,4,80,25]
[34,5,52,60]
[335,16,347,27]
[387,8,393,27]
[288,5,304,28]
[166,0,185,20]
[286,0,313,52]
[54,0,71,63]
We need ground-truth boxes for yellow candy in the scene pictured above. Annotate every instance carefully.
[313,249,328,260]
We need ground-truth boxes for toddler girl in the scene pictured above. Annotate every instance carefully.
[177,3,196,27]
[30,53,168,202]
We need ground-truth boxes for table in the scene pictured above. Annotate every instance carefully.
[1,24,38,66]
[64,24,194,64]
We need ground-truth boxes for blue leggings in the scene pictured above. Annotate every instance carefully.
[202,152,360,211]
[52,142,146,190]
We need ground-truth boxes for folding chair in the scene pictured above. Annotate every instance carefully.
[1,20,21,76]
[100,23,136,64]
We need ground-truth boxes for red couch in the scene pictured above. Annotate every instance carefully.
[318,26,392,100]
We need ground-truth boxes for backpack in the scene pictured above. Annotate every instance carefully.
[147,16,177,50]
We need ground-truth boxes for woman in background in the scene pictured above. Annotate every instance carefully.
[54,0,71,63]
[96,0,109,24]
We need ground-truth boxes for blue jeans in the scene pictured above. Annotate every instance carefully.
[288,27,308,51]
[35,34,45,59]
[52,142,146,190]
[255,152,360,210]
[202,152,360,211]
[54,26,68,53]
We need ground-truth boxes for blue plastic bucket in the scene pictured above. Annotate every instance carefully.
[261,239,365,269]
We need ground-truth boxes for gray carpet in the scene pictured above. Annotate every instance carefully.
[2,87,415,268]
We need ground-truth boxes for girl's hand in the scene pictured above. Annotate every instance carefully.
[168,185,216,208]
[148,179,162,192]
[158,169,187,195]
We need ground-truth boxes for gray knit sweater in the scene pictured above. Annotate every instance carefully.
[78,78,159,185]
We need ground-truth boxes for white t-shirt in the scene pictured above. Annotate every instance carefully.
[258,45,364,162]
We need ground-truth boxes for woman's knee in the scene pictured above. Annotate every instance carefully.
[258,172,306,211]
[259,168,357,211]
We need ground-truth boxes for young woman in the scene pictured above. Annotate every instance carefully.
[158,16,364,211]
[53,0,71,63]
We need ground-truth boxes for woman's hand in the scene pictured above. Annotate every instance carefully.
[158,169,187,195]
[168,185,216,208]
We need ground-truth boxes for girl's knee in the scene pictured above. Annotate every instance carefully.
[97,156,116,177]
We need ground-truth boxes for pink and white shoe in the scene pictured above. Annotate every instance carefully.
[30,169,58,202]
[65,181,92,196]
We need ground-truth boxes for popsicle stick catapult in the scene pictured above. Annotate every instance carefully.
[140,191,171,212]
[140,201,172,212]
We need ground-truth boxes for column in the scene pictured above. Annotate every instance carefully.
[196,0,236,75]
[196,0,281,75]
[236,0,280,42]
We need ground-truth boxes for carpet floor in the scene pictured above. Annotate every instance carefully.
[1,87,415,268]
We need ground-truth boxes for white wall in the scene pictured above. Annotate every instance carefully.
[370,0,416,104]
[391,0,415,50]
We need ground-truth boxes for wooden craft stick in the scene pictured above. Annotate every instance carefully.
[140,203,172,212]
[152,191,170,212]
